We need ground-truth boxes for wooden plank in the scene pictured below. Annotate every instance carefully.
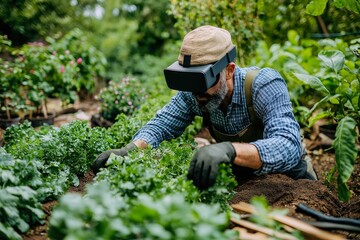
[231,218,298,240]
[231,202,346,240]
[232,226,269,240]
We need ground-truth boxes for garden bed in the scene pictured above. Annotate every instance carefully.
[22,152,360,239]
[14,98,359,240]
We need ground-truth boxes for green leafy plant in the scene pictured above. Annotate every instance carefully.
[249,196,288,229]
[292,46,359,201]
[1,32,105,121]
[306,0,360,15]
[0,186,44,240]
[1,42,80,120]
[0,34,12,53]
[48,182,238,240]
[95,139,236,209]
[250,30,356,128]
[0,55,31,120]
[20,42,80,113]
[3,125,71,201]
[97,77,148,121]
[168,0,264,66]
[47,28,107,99]
[0,149,44,239]
[43,121,91,175]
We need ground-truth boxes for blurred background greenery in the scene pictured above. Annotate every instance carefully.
[1,0,359,81]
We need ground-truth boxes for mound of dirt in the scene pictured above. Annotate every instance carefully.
[229,161,360,239]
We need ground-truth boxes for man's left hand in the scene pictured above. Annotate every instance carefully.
[187,142,236,190]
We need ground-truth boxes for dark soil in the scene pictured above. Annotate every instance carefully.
[19,99,360,240]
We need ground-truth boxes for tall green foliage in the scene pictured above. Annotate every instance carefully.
[292,48,359,201]
[168,0,264,66]
[47,28,107,98]
[262,0,359,44]
[333,117,358,201]
[92,0,178,79]
[251,30,359,201]
[306,0,360,15]
[0,0,101,46]
[117,0,179,56]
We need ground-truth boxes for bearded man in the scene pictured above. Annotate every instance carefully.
[93,25,317,190]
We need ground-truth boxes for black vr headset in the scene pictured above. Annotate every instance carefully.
[164,46,236,93]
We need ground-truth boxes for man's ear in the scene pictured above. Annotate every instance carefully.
[226,62,236,80]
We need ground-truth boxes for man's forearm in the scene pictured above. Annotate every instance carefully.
[232,142,262,170]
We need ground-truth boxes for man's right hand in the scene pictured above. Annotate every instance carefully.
[92,142,136,174]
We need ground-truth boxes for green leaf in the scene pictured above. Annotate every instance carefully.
[27,206,45,220]
[293,73,330,94]
[305,96,331,119]
[6,186,36,201]
[329,95,340,104]
[287,30,300,46]
[0,170,17,184]
[318,50,345,73]
[306,0,329,16]
[333,117,358,201]
[333,0,360,14]
[308,111,332,127]
[146,223,171,238]
[0,222,22,240]
[16,218,29,233]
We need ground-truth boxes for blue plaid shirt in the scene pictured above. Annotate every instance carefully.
[133,66,302,175]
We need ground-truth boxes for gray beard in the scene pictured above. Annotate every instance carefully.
[199,71,228,113]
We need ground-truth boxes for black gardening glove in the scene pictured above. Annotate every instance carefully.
[92,142,137,174]
[187,142,236,190]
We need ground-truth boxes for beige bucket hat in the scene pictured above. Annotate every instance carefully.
[178,25,234,66]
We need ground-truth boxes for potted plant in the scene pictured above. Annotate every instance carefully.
[0,93,21,129]
[47,28,107,101]
[19,43,79,127]
[0,57,31,129]
[293,44,360,201]
[91,77,147,127]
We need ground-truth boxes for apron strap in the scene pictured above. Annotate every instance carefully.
[244,69,260,125]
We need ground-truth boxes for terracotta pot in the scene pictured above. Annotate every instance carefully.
[0,113,21,129]
[28,112,56,127]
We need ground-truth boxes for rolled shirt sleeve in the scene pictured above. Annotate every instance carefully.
[251,68,302,175]
[132,92,196,148]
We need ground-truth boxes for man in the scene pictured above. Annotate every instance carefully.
[93,25,317,190]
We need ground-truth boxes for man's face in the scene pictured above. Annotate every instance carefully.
[193,69,228,113]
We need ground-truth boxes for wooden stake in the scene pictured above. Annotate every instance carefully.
[231,202,346,240]
[231,218,298,240]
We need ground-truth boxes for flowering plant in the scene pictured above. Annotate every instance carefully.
[97,77,147,121]
[1,32,106,121]
[47,29,107,99]
[0,59,30,119]
[14,43,79,118]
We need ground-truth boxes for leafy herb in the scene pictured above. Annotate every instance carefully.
[0,186,44,239]
[49,182,238,240]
